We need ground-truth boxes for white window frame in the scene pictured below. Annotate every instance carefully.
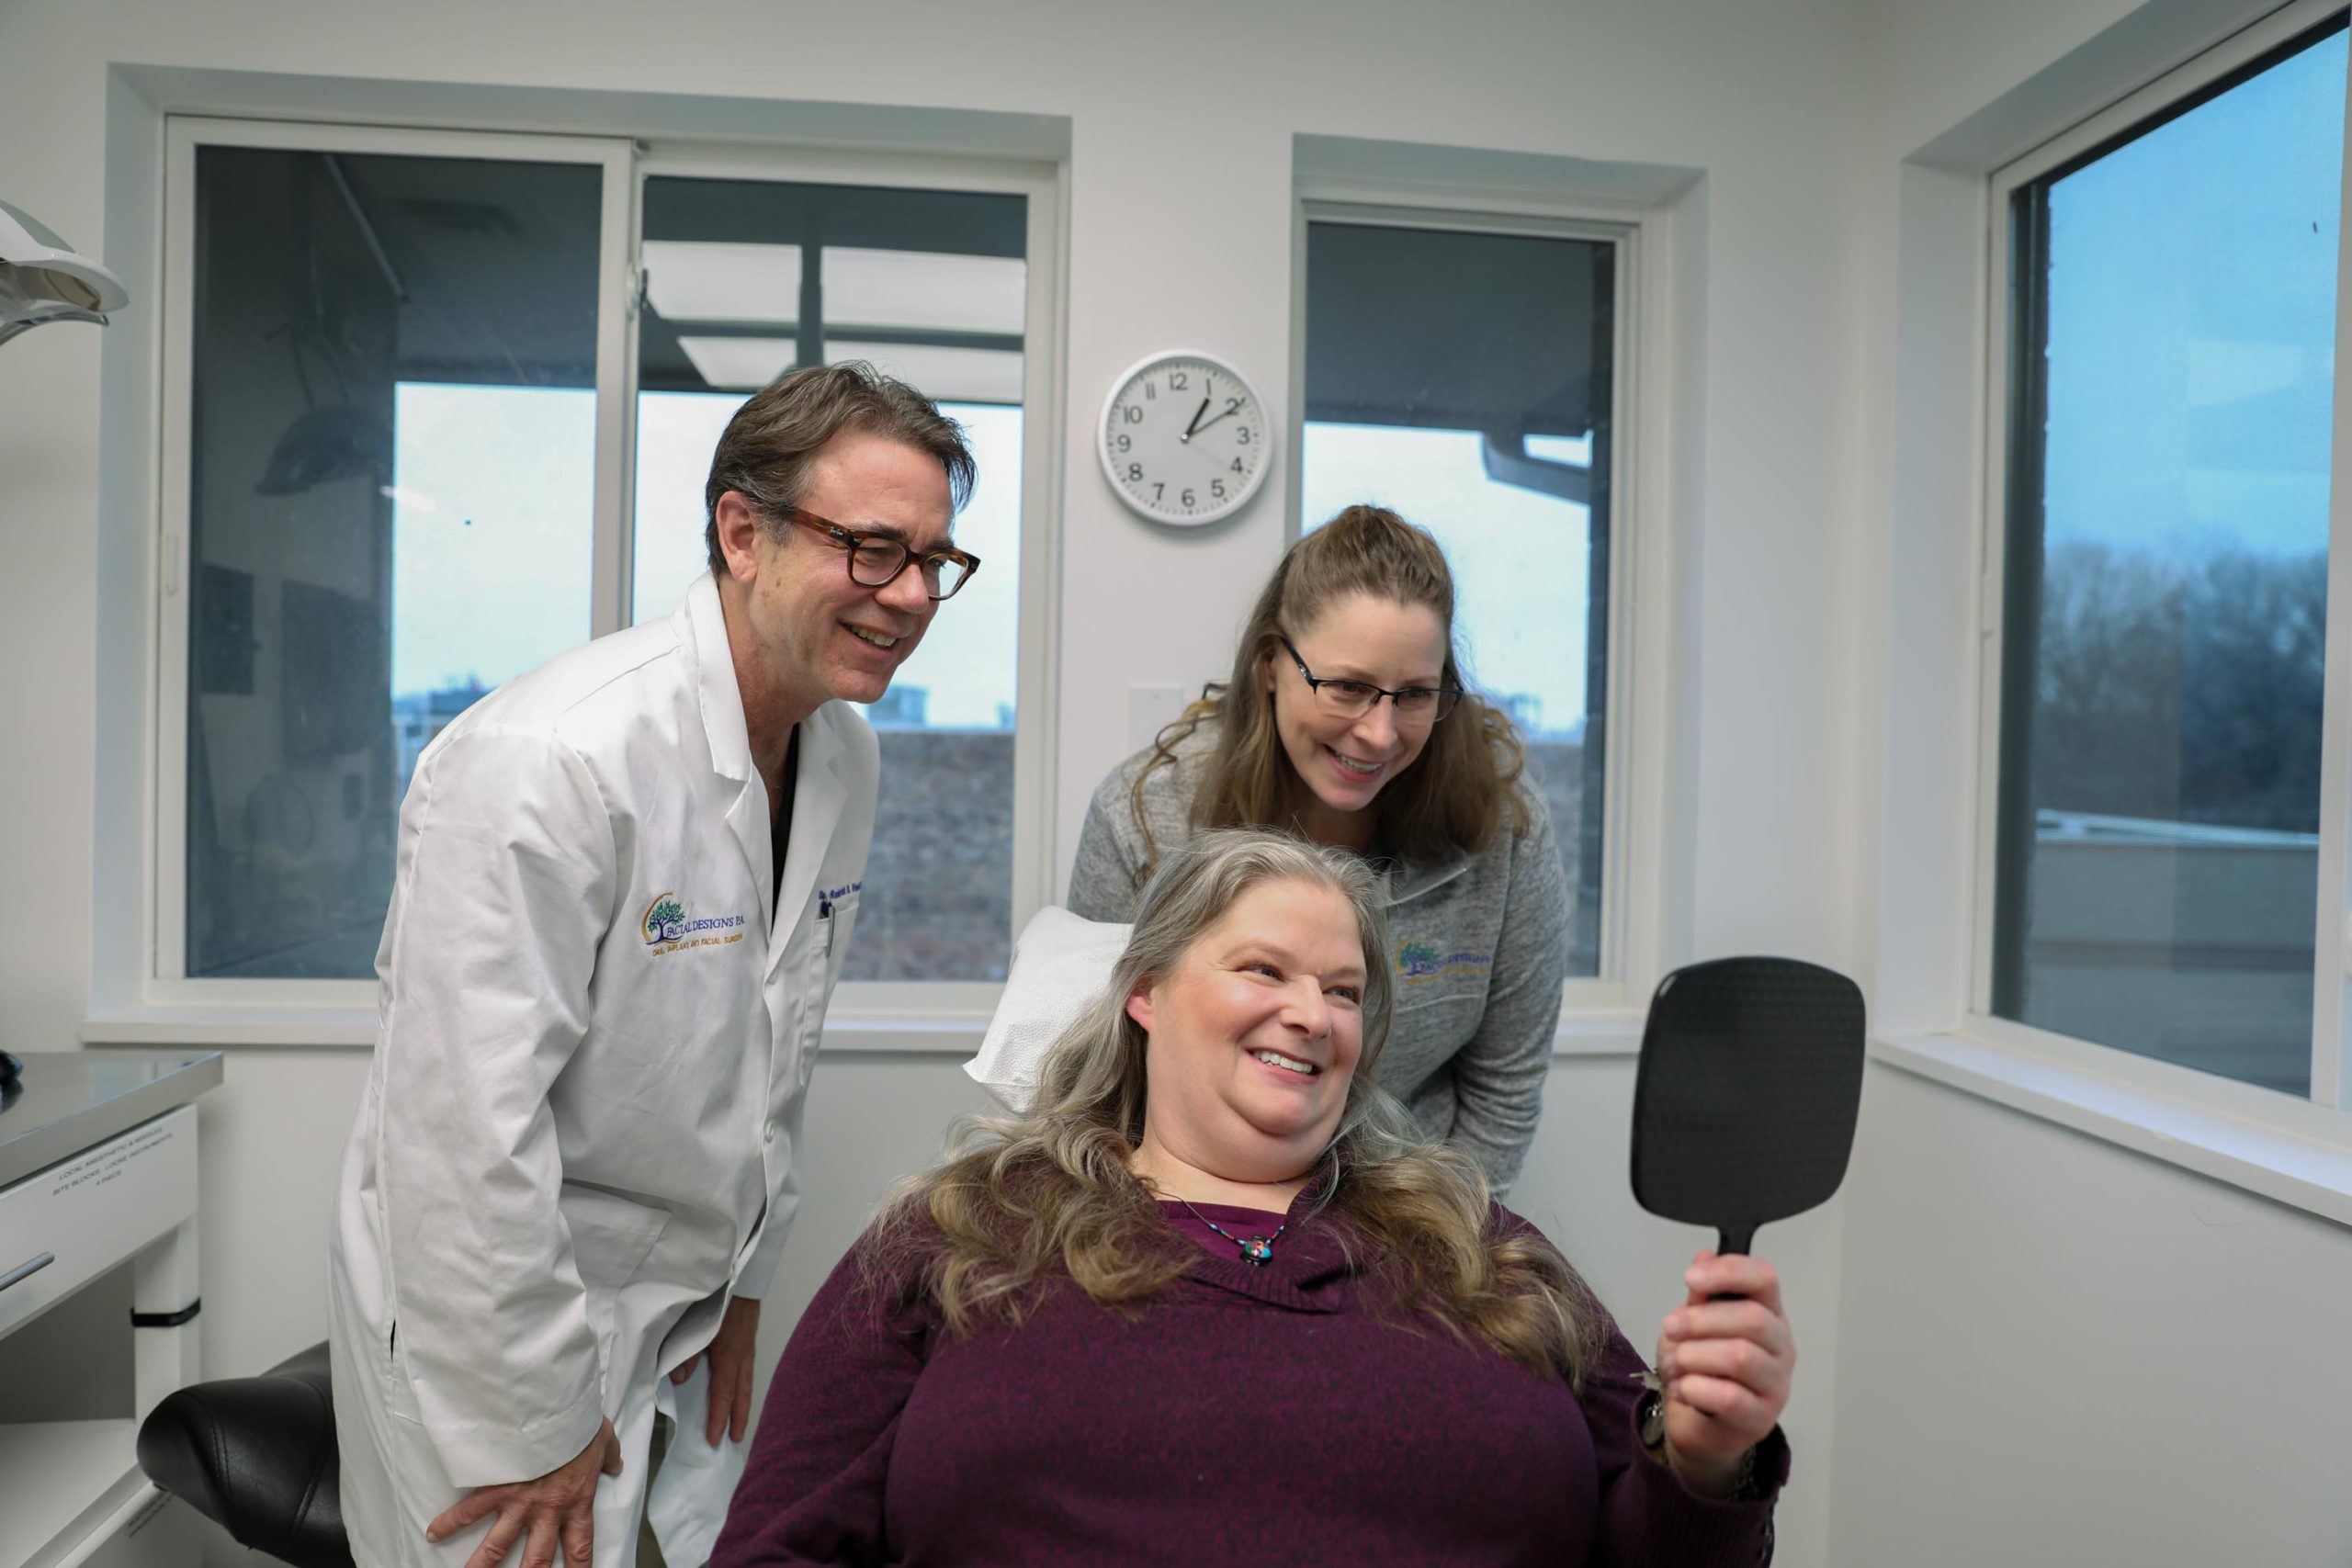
[630,142,1064,1021]
[149,116,636,1016]
[1964,0,2352,1144]
[125,118,1062,1036]
[1288,189,1675,1022]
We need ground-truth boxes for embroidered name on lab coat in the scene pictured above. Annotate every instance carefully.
[640,891,749,954]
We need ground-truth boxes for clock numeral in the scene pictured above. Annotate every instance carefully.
[1231,458,1245,473]
[1236,426,1251,445]
[1123,405,1142,424]
[1152,482,1165,502]
[1144,380,1156,400]
[1169,371,1189,391]
[1127,463,1143,481]
[1114,434,1131,452]
[1182,489,1196,509]
[1212,479,1227,500]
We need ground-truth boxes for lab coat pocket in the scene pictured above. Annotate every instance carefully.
[561,1184,669,1287]
[795,891,862,1089]
[560,1185,671,1403]
[552,1189,662,1288]
[380,1322,425,1424]
[820,890,862,998]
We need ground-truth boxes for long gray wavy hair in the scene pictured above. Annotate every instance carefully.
[873,827,1606,1385]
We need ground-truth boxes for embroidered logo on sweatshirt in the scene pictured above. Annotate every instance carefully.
[640,891,747,954]
[1396,940,1492,985]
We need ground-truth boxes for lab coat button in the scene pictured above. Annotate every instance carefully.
[763,1122,777,1144]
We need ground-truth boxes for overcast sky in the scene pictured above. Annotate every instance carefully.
[2042,28,2341,564]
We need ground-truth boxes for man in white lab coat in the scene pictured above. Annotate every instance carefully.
[325,364,980,1568]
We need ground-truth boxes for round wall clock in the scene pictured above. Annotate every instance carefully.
[1097,349,1272,525]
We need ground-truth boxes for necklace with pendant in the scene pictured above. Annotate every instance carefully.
[1176,1197,1286,1266]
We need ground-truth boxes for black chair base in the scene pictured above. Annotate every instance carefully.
[138,1340,355,1568]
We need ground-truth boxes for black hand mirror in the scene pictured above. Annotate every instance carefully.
[1630,956,1866,1256]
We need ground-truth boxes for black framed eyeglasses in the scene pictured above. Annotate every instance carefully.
[1276,633,1462,724]
[778,505,981,601]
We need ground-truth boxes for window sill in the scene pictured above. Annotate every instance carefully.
[1553,1010,1644,1057]
[77,1004,1002,1055]
[82,1006,379,1049]
[1871,1031,2352,1228]
[80,1001,1649,1058]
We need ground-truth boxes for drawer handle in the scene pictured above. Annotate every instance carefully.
[0,1253,56,1293]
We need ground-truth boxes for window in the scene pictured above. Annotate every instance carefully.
[1984,13,2348,1095]
[1297,211,1622,978]
[167,133,609,980]
[157,121,1057,1001]
[630,175,1030,981]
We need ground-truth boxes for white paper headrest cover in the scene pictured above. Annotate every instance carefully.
[964,907,1131,1112]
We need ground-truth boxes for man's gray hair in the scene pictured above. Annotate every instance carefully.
[702,361,976,573]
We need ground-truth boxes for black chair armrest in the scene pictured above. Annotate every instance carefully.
[137,1341,355,1568]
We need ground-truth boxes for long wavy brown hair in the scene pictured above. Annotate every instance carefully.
[869,829,1607,1386]
[1125,505,1531,886]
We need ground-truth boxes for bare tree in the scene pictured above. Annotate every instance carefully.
[2028,540,2324,833]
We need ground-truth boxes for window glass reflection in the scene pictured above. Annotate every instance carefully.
[632,176,1027,980]
[186,146,600,978]
[1301,220,1613,976]
[1993,23,2346,1093]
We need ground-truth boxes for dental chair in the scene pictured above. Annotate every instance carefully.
[136,1340,354,1568]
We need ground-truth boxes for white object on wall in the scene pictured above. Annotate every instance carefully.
[0,197,130,346]
[1127,682,1191,753]
[1096,350,1272,525]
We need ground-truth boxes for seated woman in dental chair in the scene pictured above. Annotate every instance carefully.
[712,829,1793,1568]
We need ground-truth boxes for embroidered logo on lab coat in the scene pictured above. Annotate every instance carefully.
[639,891,748,954]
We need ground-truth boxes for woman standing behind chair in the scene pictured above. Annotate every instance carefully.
[1069,504,1568,1194]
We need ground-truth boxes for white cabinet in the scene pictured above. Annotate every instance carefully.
[0,1054,221,1568]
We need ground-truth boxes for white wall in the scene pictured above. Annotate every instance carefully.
[1833,1065,2352,1566]
[0,1,1907,1565]
[1834,1,2352,1563]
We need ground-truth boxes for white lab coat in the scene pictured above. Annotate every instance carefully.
[326,573,876,1568]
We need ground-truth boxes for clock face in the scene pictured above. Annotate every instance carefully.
[1098,351,1271,525]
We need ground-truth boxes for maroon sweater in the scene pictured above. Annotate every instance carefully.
[714,1198,1786,1567]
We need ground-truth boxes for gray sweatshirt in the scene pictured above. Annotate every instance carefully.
[1067,729,1570,1194]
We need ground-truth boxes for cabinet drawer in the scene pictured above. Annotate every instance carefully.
[51,1483,199,1568]
[0,1108,198,1338]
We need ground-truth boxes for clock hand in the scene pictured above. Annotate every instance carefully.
[1180,397,1210,442]
[1191,403,1242,436]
